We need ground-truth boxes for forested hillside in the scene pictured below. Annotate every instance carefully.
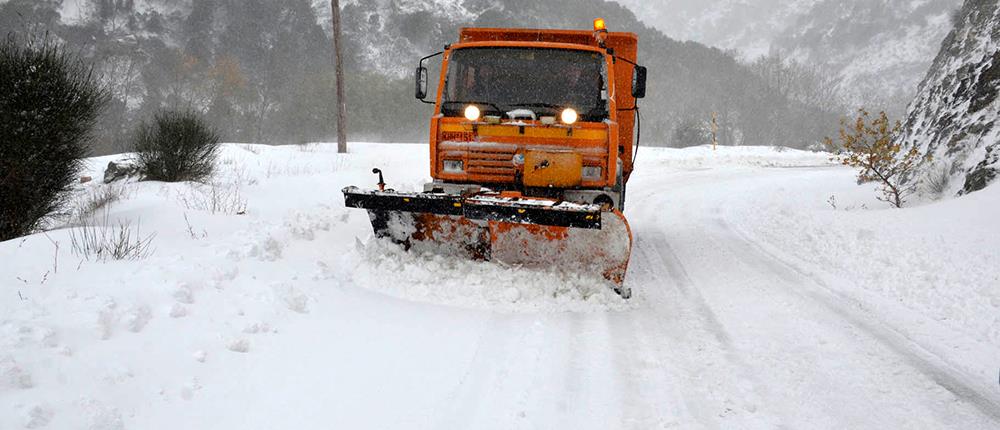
[2,0,842,152]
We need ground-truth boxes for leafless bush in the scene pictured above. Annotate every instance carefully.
[70,215,155,262]
[183,213,208,240]
[177,182,247,215]
[923,163,952,197]
[68,184,130,225]
[240,144,261,155]
[228,163,257,186]
[265,161,319,178]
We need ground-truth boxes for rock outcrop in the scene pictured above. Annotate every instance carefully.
[898,0,1000,195]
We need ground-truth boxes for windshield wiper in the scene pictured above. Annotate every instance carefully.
[507,102,564,110]
[441,100,504,115]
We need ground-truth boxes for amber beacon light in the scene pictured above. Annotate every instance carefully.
[593,18,608,47]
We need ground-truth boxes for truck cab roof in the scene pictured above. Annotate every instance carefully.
[458,28,638,65]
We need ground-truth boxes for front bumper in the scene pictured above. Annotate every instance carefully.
[342,187,604,230]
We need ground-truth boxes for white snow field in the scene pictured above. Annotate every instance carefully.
[2,143,999,429]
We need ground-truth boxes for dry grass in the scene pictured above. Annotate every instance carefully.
[70,214,155,262]
[923,163,952,197]
[67,183,131,225]
[176,182,248,215]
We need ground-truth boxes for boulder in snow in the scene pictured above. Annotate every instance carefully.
[103,160,139,183]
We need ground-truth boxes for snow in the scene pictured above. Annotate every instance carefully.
[2,143,999,428]
[612,0,959,105]
[58,0,90,26]
[505,109,537,121]
[899,1,1000,195]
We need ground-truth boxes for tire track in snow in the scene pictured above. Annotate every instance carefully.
[718,218,1000,424]
[609,243,707,428]
[433,312,602,429]
[607,232,782,428]
[606,284,711,428]
[547,312,625,429]
[628,165,998,427]
[431,314,534,429]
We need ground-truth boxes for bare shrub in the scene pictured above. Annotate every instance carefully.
[70,215,155,262]
[240,144,261,155]
[226,162,257,186]
[183,213,207,240]
[923,163,953,197]
[68,184,130,225]
[132,110,220,182]
[176,182,247,215]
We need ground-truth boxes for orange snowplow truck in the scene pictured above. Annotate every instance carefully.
[343,20,646,298]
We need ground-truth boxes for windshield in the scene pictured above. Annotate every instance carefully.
[443,47,608,121]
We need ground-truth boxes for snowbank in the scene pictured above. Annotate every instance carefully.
[2,142,996,429]
[724,168,1000,387]
[2,142,639,429]
[639,144,835,169]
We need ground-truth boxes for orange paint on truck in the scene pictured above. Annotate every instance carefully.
[428,28,640,190]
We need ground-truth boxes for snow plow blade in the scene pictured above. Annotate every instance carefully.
[343,187,633,295]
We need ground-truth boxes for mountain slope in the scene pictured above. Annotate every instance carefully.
[774,0,961,111]
[314,0,841,147]
[614,0,961,111]
[899,0,1000,195]
[4,0,841,147]
[612,0,823,58]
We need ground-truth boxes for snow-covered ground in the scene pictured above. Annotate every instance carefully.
[2,143,998,429]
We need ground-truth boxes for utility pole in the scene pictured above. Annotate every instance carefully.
[332,0,348,153]
[711,111,718,151]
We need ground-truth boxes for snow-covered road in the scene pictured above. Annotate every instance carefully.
[3,144,998,429]
[618,167,1000,428]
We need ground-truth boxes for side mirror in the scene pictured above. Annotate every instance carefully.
[415,67,428,100]
[632,66,647,99]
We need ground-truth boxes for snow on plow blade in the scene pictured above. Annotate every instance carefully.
[342,187,633,292]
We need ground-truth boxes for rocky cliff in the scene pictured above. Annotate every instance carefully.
[899,0,1000,195]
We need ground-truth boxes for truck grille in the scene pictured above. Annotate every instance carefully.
[440,142,517,182]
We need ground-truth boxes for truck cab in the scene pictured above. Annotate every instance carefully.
[344,21,644,295]
[416,23,645,210]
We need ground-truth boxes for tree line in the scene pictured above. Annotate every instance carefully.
[1,0,848,154]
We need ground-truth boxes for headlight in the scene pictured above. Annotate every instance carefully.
[561,108,578,125]
[582,166,602,179]
[443,160,464,173]
[464,105,481,121]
